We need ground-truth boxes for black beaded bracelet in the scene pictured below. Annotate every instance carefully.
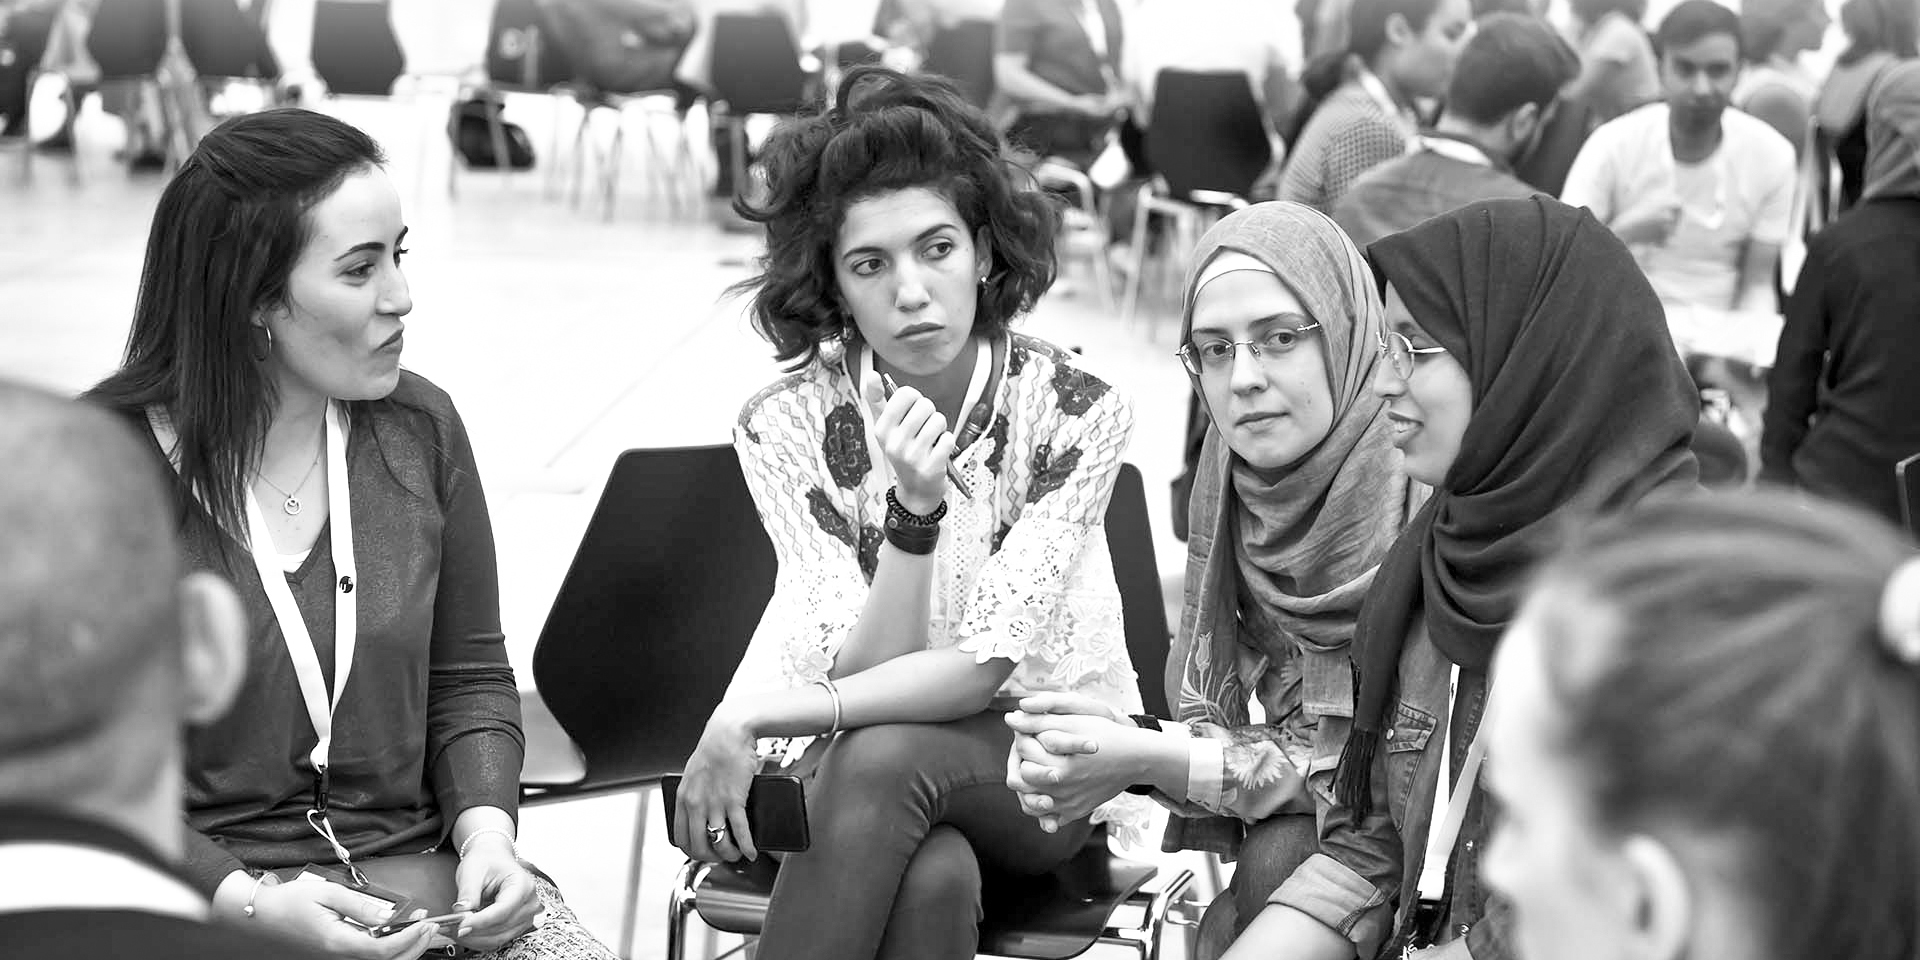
[886,486,947,527]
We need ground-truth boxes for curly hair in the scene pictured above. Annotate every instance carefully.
[731,66,1061,371]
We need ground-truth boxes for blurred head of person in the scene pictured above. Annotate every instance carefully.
[732,65,1059,386]
[0,382,245,856]
[1569,0,1648,29]
[1438,13,1582,165]
[1740,0,1831,65]
[84,108,403,546]
[1836,0,1919,64]
[1340,0,1477,103]
[1655,0,1744,135]
[1483,490,1920,960]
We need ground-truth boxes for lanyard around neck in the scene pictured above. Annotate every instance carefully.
[1418,135,1496,170]
[241,401,357,805]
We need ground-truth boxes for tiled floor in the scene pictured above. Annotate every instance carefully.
[1,93,1221,958]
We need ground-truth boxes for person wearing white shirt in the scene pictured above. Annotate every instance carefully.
[1561,0,1795,313]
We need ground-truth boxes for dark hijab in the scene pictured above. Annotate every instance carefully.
[1335,197,1700,814]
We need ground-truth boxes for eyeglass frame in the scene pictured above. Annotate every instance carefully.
[1377,329,1449,379]
[1175,322,1325,377]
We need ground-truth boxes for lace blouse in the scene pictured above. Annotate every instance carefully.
[726,333,1149,840]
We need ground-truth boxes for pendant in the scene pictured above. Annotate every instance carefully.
[284,496,302,516]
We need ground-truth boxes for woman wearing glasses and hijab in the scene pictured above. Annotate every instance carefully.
[1005,201,1413,958]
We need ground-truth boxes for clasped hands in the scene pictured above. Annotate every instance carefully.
[1003,692,1156,833]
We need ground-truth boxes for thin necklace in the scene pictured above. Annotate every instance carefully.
[259,442,323,516]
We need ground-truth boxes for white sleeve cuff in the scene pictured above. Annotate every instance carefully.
[1186,735,1225,810]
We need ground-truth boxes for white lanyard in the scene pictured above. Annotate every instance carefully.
[1355,65,1419,153]
[240,401,362,878]
[1417,663,1466,900]
[855,338,993,488]
[1076,0,1109,62]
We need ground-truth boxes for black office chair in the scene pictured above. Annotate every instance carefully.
[312,0,406,97]
[706,11,808,209]
[1123,70,1274,330]
[663,462,1194,960]
[517,445,779,960]
[922,18,995,110]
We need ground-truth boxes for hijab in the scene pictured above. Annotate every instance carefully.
[1861,61,1920,201]
[1169,202,1407,852]
[1335,197,1700,815]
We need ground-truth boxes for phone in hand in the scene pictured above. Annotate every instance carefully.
[360,911,468,939]
[661,773,810,852]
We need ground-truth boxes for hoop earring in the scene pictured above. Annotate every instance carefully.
[250,324,273,362]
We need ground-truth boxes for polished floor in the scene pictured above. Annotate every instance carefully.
[1,92,1216,958]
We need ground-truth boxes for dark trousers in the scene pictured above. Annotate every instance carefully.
[1195,814,1319,960]
[756,711,1094,960]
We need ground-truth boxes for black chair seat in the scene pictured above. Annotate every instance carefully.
[688,841,1159,959]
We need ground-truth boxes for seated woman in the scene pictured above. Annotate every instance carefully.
[1483,490,1920,960]
[83,108,613,960]
[668,66,1146,960]
[1225,197,1700,960]
[1003,201,1411,959]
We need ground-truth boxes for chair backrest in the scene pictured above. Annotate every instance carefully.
[486,0,574,89]
[1104,462,1172,718]
[1897,452,1920,541]
[87,0,169,78]
[312,0,405,96]
[922,18,995,109]
[180,0,279,80]
[708,11,806,115]
[531,446,778,792]
[1146,69,1272,201]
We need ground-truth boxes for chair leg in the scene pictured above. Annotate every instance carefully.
[1123,184,1153,329]
[487,105,513,191]
[728,114,750,211]
[605,117,626,222]
[569,106,594,211]
[619,788,650,960]
[665,858,704,960]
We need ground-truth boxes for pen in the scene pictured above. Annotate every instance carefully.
[879,373,974,501]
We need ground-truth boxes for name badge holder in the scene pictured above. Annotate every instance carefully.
[240,401,366,887]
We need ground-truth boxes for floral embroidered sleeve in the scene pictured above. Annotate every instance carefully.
[954,357,1135,689]
[726,382,883,700]
[1154,654,1315,822]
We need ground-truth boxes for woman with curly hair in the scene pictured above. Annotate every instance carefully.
[667,65,1147,960]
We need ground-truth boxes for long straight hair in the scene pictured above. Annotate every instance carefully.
[84,109,385,545]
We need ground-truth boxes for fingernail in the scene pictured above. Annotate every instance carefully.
[459,926,474,938]
[451,901,469,911]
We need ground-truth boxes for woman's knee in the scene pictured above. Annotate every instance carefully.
[895,826,983,919]
[818,722,945,793]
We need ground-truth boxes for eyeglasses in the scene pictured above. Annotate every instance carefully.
[1177,323,1322,377]
[1378,330,1448,379]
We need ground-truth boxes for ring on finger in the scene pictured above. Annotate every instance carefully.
[706,824,728,845]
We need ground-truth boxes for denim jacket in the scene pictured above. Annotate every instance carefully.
[1268,620,1515,960]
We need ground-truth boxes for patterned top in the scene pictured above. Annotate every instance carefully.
[1277,82,1413,214]
[727,333,1149,840]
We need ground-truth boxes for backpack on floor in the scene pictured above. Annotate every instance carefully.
[449,96,536,168]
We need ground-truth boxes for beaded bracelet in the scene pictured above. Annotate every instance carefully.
[458,827,519,860]
[242,870,275,918]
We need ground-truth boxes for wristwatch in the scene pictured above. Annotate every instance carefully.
[1124,715,1165,795]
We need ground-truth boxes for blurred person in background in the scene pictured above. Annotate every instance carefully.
[1733,0,1829,152]
[1335,13,1574,246]
[1562,0,1795,313]
[1562,0,1659,124]
[675,0,808,228]
[83,108,615,960]
[672,66,1147,960]
[1812,0,1917,214]
[1276,0,1474,213]
[1483,491,1920,960]
[994,0,1124,170]
[1763,61,1920,525]
[0,382,328,960]
[1005,201,1413,960]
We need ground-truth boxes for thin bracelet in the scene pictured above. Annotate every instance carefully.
[813,679,843,736]
[242,870,274,918]
[458,827,519,860]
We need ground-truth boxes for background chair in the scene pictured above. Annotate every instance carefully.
[517,445,779,960]
[705,10,807,210]
[466,0,576,196]
[1122,70,1273,332]
[664,462,1194,960]
[921,18,994,110]
[311,0,404,97]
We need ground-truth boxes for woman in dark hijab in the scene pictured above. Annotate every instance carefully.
[1763,61,1920,526]
[1226,196,1699,960]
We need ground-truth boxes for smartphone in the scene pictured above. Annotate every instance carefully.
[661,774,810,852]
[362,911,468,939]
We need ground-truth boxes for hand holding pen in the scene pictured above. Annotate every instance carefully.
[861,371,973,513]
